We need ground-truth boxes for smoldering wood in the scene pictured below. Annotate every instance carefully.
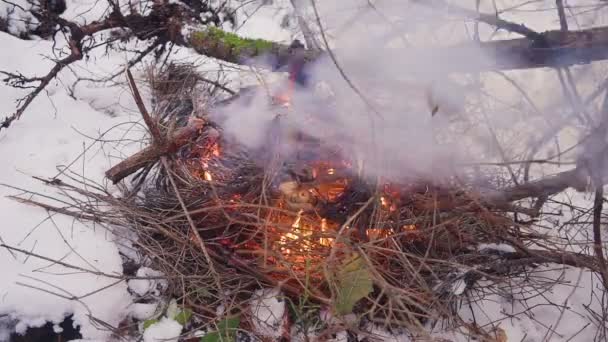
[105,122,205,184]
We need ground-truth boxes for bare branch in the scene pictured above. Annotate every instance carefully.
[125,68,164,144]
[414,0,545,41]
[556,0,569,32]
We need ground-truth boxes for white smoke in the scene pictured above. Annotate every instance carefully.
[210,0,600,183]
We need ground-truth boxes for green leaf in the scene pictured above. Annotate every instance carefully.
[334,254,373,315]
[219,316,240,331]
[200,331,221,342]
[200,316,240,342]
[175,308,193,326]
[143,318,159,330]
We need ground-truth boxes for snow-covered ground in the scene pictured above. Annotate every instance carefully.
[0,31,140,340]
[1,0,608,341]
[0,0,293,339]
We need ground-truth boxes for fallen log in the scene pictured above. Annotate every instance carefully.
[183,24,608,73]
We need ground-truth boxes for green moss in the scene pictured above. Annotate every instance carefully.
[192,26,274,55]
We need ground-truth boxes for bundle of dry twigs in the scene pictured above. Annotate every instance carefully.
[7,64,603,341]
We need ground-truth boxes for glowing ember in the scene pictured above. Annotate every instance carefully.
[280,210,303,253]
[203,171,213,181]
[211,143,220,157]
[291,210,303,229]
[403,224,416,231]
[378,195,398,212]
[316,179,347,202]
[319,218,333,247]
[279,211,308,261]
[380,196,388,207]
[367,228,394,241]
[273,94,291,108]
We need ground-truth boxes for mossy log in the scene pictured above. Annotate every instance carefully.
[186,26,321,68]
[182,25,608,72]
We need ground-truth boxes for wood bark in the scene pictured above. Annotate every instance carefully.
[484,167,589,205]
[183,25,608,72]
[105,122,204,184]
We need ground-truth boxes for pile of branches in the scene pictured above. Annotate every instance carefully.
[8,64,604,341]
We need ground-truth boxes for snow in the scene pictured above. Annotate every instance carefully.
[142,317,182,342]
[130,303,159,321]
[478,243,517,254]
[0,18,139,341]
[250,287,286,338]
[235,0,294,42]
[360,324,411,342]
[0,0,37,36]
[451,278,467,296]
[128,267,167,297]
[453,267,603,342]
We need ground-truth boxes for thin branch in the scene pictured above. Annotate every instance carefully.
[160,156,223,292]
[556,0,569,32]
[592,181,608,288]
[289,0,320,50]
[1,47,82,130]
[590,88,608,289]
[414,0,545,41]
[125,68,164,144]
[309,0,382,119]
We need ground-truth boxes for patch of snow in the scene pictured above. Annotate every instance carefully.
[142,317,183,342]
[478,243,516,254]
[53,324,63,333]
[234,0,293,42]
[128,267,166,296]
[165,299,179,321]
[250,287,285,338]
[291,324,318,342]
[456,266,603,342]
[451,278,466,296]
[0,31,137,340]
[0,0,37,36]
[360,324,411,342]
[328,330,349,342]
[130,303,159,321]
[192,329,207,337]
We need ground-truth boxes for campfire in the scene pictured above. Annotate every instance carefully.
[127,117,525,336]
[178,108,435,275]
[21,64,570,340]
[120,75,522,331]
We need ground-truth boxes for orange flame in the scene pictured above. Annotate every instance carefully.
[319,218,333,247]
[367,228,393,241]
[211,143,220,157]
[403,224,416,231]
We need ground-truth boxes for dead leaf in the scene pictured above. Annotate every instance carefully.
[334,253,373,315]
